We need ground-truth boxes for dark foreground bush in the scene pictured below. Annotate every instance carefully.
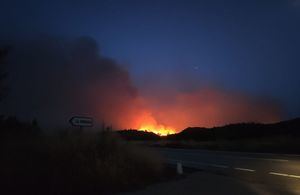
[1,131,164,195]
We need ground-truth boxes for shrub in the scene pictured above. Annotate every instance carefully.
[0,130,164,195]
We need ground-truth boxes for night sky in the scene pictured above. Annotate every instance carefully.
[1,0,300,131]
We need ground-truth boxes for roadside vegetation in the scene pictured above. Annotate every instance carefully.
[0,117,165,195]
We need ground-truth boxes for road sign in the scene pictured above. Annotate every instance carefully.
[69,116,93,127]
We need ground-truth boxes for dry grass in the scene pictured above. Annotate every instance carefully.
[1,130,164,195]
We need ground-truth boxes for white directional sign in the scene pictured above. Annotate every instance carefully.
[69,116,93,127]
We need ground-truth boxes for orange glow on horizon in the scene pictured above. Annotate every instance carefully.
[106,88,280,135]
[138,124,176,136]
[133,110,176,136]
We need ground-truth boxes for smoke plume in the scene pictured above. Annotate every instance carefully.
[0,36,281,132]
[1,36,138,128]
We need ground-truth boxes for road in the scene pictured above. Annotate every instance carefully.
[157,148,300,194]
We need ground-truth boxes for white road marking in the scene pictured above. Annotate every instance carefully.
[162,148,300,158]
[166,152,289,162]
[237,157,289,162]
[168,159,228,169]
[168,157,300,180]
[269,172,300,179]
[161,149,290,162]
[234,167,256,172]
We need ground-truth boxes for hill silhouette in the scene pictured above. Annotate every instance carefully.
[166,118,300,141]
[117,130,161,141]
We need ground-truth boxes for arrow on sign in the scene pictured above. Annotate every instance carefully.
[69,116,93,127]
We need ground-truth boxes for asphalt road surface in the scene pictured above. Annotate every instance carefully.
[157,148,300,195]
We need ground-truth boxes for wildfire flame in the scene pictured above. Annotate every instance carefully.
[135,110,176,136]
[139,124,176,136]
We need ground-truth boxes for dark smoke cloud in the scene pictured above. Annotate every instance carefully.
[0,36,282,132]
[0,36,137,128]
